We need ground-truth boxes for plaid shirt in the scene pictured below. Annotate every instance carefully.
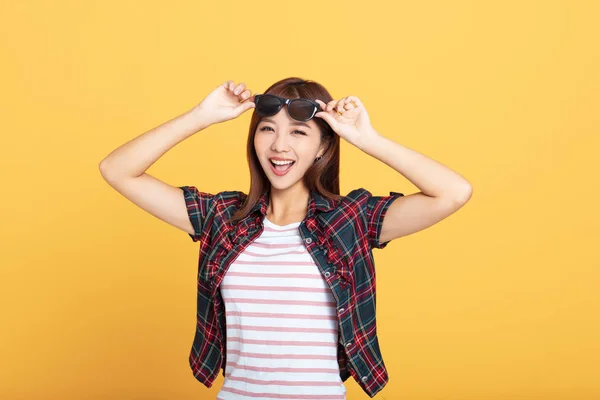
[179,185,404,398]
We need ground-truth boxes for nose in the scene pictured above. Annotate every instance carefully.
[271,130,290,153]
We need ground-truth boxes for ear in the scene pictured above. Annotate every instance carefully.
[317,139,330,159]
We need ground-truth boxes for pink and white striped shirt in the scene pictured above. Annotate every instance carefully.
[216,216,347,400]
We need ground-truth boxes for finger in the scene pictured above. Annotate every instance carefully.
[327,100,337,112]
[234,83,246,95]
[239,89,252,101]
[335,99,346,114]
[346,96,362,108]
[315,110,335,126]
[343,96,355,109]
[236,100,255,114]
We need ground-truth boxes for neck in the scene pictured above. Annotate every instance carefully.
[267,184,310,221]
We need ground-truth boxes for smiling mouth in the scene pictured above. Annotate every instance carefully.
[269,159,296,175]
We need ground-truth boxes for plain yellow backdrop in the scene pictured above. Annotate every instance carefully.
[1,0,599,399]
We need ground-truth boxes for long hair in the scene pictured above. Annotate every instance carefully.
[228,77,342,224]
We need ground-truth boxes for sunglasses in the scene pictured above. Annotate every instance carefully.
[253,94,322,122]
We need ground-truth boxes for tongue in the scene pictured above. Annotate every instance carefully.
[275,162,293,171]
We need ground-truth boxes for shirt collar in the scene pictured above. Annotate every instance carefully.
[250,189,337,219]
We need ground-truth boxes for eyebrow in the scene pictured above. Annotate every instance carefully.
[260,117,312,129]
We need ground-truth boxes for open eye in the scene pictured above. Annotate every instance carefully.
[259,126,306,135]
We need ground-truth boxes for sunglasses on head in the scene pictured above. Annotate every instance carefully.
[253,94,322,122]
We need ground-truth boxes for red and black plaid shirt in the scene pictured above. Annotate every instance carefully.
[179,186,404,397]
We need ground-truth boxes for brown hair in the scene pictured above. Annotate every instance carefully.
[227,77,342,224]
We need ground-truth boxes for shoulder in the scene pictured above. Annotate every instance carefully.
[179,186,247,214]
[214,190,247,203]
[343,187,404,204]
[211,190,247,213]
[343,188,374,202]
[325,188,404,249]
[326,187,404,221]
[333,188,379,210]
[317,188,373,226]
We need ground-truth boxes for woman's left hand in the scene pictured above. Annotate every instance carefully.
[315,96,380,147]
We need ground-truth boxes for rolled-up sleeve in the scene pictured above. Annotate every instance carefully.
[364,190,405,249]
[178,186,216,242]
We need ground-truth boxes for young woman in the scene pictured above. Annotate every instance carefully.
[99,77,472,399]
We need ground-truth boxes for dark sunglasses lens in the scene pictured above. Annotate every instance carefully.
[256,95,282,116]
[288,99,316,121]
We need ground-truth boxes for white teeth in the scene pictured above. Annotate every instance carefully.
[271,159,294,165]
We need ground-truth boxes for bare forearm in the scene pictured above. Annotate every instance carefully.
[99,106,210,178]
[357,130,472,201]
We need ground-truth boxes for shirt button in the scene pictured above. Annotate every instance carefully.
[361,376,368,382]
[324,271,330,278]
[305,237,312,244]
[345,341,352,347]
[338,307,344,314]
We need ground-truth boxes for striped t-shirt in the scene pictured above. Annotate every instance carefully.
[216,216,347,400]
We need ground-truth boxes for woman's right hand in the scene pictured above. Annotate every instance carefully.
[192,80,256,126]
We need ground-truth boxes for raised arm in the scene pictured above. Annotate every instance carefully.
[314,96,472,245]
[360,133,472,243]
[99,80,256,236]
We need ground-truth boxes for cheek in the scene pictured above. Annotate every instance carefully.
[300,140,321,158]
[254,135,266,154]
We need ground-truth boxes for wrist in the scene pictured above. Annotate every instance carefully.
[186,106,213,131]
[355,127,384,153]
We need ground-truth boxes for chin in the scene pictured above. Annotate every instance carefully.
[268,176,297,189]
[263,166,304,190]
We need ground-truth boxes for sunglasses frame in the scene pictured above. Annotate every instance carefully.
[253,94,322,122]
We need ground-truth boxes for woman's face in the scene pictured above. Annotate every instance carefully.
[254,107,325,191]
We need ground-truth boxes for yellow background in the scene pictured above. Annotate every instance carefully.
[1,1,599,399]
